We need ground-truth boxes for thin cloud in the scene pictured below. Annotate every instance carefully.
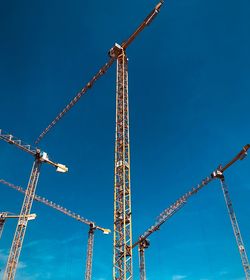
[24,233,82,249]
[0,250,27,280]
[218,269,228,276]
[0,249,8,262]
[172,275,187,280]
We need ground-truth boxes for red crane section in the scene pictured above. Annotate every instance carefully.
[35,1,164,145]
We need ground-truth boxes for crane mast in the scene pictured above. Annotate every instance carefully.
[0,129,68,280]
[111,45,132,280]
[109,3,163,279]
[33,2,164,277]
[3,155,41,280]
[213,145,250,279]
[138,239,149,280]
[221,177,250,279]
[85,225,95,280]
[213,171,250,279]
[0,215,6,240]
[26,2,163,279]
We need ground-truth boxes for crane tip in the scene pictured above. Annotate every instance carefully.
[156,0,164,9]
[103,229,111,234]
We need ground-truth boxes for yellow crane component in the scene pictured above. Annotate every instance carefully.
[0,129,68,280]
[0,213,36,240]
[109,3,163,280]
[0,179,110,280]
[34,2,164,280]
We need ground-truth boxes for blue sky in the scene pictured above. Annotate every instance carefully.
[0,0,250,279]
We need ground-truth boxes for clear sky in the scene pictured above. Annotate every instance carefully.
[0,0,250,279]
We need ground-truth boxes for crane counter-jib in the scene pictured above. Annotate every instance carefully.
[0,213,36,220]
[0,128,69,172]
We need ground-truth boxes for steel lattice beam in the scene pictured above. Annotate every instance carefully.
[0,129,68,280]
[113,48,133,280]
[3,157,41,280]
[138,239,149,280]
[219,176,250,280]
[133,145,250,280]
[0,218,6,240]
[85,225,95,280]
[34,1,164,145]
[139,249,145,280]
[0,179,110,233]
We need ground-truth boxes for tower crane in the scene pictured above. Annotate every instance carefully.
[132,144,250,280]
[0,129,68,280]
[0,178,110,280]
[220,177,250,280]
[34,2,164,279]
[0,213,36,240]
[111,3,163,279]
[212,150,250,280]
[35,1,164,145]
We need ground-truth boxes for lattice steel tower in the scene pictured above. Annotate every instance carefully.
[111,45,132,280]
[109,3,164,279]
[218,173,250,279]
[33,2,164,279]
[0,129,68,280]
